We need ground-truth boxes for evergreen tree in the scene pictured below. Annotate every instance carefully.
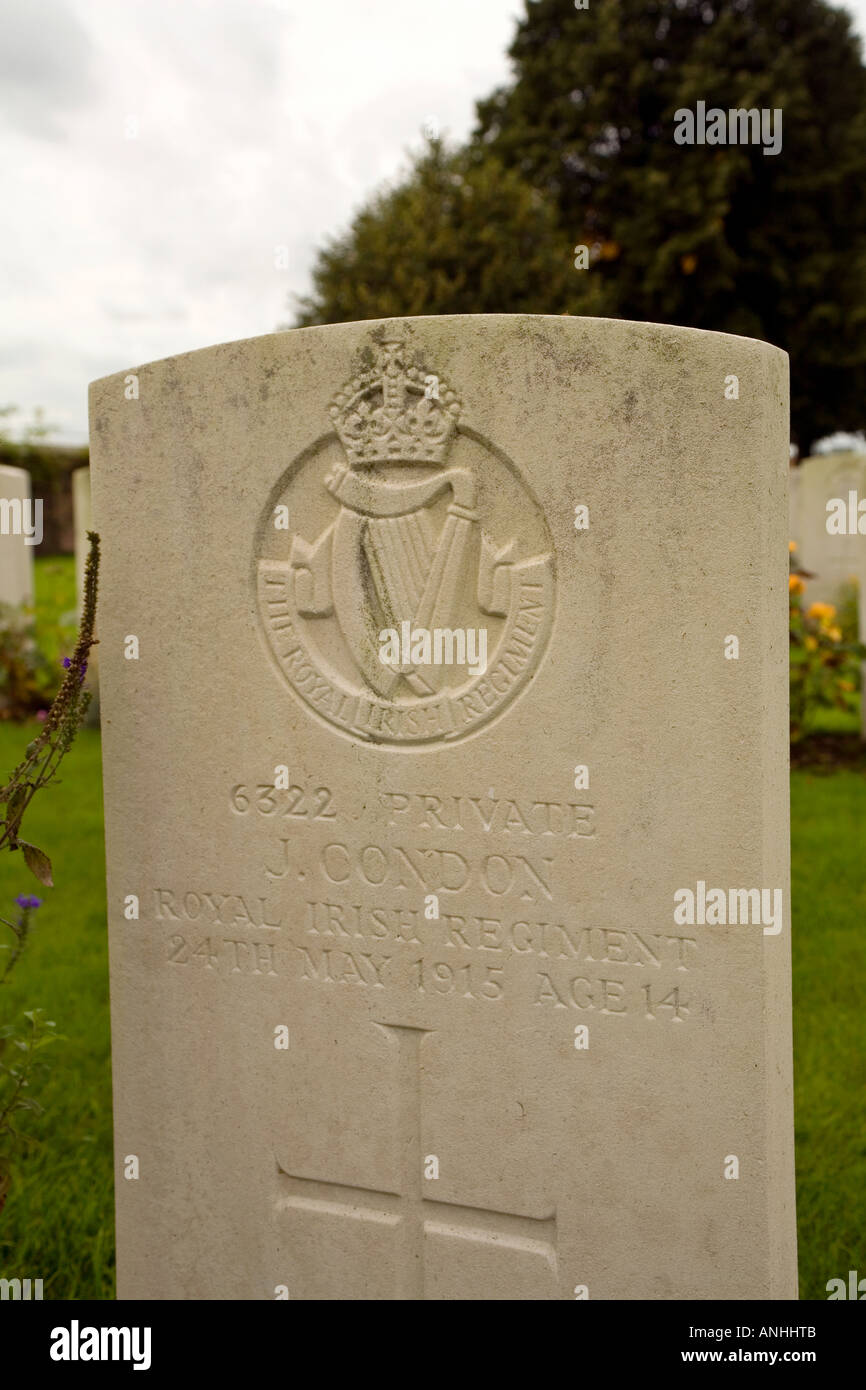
[292,138,596,328]
[475,0,866,449]
[294,0,866,447]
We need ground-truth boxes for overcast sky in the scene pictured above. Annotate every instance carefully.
[2,0,864,443]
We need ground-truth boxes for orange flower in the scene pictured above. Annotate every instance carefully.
[807,601,836,621]
[788,540,797,552]
[789,575,805,595]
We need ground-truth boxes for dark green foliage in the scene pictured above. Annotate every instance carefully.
[293,137,599,326]
[296,0,866,449]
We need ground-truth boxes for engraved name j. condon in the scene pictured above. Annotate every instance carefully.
[257,330,554,744]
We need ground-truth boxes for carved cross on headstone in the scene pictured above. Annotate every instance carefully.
[276,1023,558,1300]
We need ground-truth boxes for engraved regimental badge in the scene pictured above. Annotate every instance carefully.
[256,328,554,745]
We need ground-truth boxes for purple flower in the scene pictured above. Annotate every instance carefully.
[15,894,42,910]
[36,709,48,722]
[61,657,72,669]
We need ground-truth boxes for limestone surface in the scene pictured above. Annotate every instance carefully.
[90,315,796,1300]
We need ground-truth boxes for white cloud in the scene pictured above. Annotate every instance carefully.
[0,0,94,139]
[1,0,522,441]
[2,0,866,442]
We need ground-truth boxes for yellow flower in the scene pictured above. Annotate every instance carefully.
[804,635,818,651]
[827,626,843,642]
[789,575,805,595]
[788,540,797,552]
[806,601,836,621]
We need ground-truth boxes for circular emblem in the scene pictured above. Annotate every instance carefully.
[255,330,555,746]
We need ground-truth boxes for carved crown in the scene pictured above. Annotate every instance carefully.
[329,333,461,467]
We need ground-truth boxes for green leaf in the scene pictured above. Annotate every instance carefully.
[19,842,53,887]
[4,785,27,838]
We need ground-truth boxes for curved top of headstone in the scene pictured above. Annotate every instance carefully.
[89,313,788,390]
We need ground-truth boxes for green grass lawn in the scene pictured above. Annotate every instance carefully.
[32,554,78,673]
[810,705,862,735]
[791,769,866,1299]
[33,554,77,620]
[0,710,862,1300]
[0,722,113,1299]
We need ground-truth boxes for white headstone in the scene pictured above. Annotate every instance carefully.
[0,464,36,607]
[90,316,797,1300]
[790,451,866,737]
[790,451,866,605]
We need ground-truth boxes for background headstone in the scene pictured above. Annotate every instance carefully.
[0,463,35,607]
[789,450,866,737]
[90,316,796,1301]
[788,460,801,555]
[790,450,866,605]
